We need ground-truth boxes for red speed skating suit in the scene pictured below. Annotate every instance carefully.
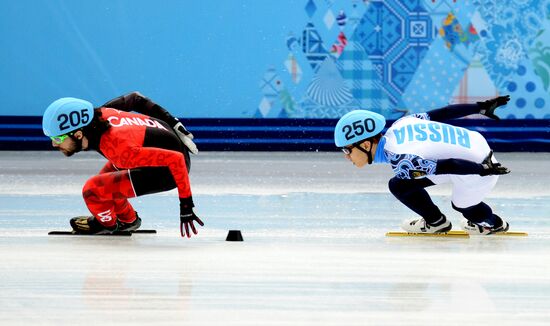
[82,93,190,227]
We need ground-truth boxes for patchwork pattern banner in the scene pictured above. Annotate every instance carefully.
[353,0,434,108]
[337,39,393,116]
[259,0,550,119]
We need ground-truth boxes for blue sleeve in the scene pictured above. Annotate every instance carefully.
[385,151,438,179]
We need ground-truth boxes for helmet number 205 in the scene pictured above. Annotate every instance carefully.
[58,110,90,131]
[342,118,375,141]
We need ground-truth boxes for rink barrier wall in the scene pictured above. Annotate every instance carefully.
[0,116,548,152]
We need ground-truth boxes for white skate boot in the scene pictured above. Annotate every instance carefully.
[401,216,452,234]
[461,215,509,235]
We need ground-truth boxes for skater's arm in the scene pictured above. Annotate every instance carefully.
[426,95,510,122]
[436,151,510,176]
[435,158,485,175]
[102,92,180,125]
[103,144,192,198]
[103,92,198,154]
[387,151,510,179]
[386,151,437,179]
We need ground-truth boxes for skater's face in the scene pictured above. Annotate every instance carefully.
[52,130,86,157]
[344,141,370,168]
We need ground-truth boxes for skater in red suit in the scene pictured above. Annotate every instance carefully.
[42,92,203,237]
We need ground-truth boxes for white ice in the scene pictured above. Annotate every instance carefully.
[0,151,549,326]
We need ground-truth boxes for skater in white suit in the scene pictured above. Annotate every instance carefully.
[334,96,511,235]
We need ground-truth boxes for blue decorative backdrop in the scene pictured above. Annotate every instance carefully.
[0,0,549,120]
[258,0,550,119]
[0,1,547,152]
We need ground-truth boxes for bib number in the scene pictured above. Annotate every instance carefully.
[342,118,375,141]
[58,110,90,131]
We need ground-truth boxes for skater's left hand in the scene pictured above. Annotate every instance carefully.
[179,197,204,238]
[480,150,511,176]
[173,121,199,154]
[477,95,510,120]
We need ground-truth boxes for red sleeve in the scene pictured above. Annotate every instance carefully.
[100,140,191,198]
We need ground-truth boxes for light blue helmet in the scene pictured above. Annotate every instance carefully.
[334,110,386,147]
[42,97,94,136]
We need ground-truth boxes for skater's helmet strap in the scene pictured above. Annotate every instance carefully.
[334,110,386,147]
[43,97,94,137]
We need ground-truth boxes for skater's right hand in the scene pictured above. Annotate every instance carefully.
[179,197,204,238]
[480,150,510,176]
[477,95,510,120]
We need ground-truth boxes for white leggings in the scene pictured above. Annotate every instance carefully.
[427,174,499,208]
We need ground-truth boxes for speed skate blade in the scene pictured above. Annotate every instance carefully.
[386,231,469,238]
[436,230,528,236]
[485,231,528,236]
[386,230,528,237]
[48,231,131,236]
[48,229,156,236]
[131,229,157,234]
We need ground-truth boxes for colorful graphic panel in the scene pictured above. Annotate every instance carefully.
[259,0,550,119]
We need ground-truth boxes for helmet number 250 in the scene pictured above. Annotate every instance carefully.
[342,118,375,141]
[57,110,90,131]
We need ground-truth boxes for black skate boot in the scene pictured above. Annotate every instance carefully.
[70,216,117,235]
[117,213,142,232]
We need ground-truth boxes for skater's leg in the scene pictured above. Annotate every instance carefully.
[99,162,118,174]
[77,167,178,233]
[113,199,137,223]
[114,167,177,230]
[450,175,508,234]
[389,177,452,233]
[94,161,138,224]
[388,177,442,224]
[82,170,136,228]
[452,201,509,234]
[129,167,176,196]
[452,201,496,225]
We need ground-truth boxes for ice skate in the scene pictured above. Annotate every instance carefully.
[401,216,452,234]
[117,214,142,232]
[461,215,510,235]
[70,216,117,235]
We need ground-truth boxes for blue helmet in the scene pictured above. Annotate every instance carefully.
[334,110,386,147]
[42,97,94,137]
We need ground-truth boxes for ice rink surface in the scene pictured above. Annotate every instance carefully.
[0,151,549,326]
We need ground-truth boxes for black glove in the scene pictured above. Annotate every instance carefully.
[477,95,510,120]
[179,197,204,238]
[480,150,510,176]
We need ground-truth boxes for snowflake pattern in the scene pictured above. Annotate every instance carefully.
[384,151,438,179]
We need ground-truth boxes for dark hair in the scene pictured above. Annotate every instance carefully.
[355,132,381,146]
[369,133,382,143]
[80,108,111,148]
